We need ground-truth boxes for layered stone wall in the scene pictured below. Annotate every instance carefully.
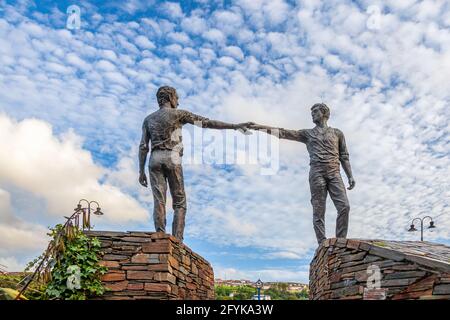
[310,238,450,300]
[85,231,215,300]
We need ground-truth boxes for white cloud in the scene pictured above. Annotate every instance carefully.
[0,256,26,272]
[0,0,449,281]
[264,0,290,25]
[161,2,184,19]
[101,49,118,61]
[224,46,245,61]
[218,56,236,68]
[114,0,155,15]
[168,31,191,45]
[135,35,155,49]
[324,54,342,70]
[214,265,310,283]
[203,28,226,44]
[165,43,183,56]
[0,114,148,224]
[66,53,90,71]
[181,16,207,35]
[103,71,130,86]
[96,59,116,71]
[213,10,243,35]
[0,188,48,257]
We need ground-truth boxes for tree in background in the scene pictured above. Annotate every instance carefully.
[215,284,234,300]
[215,283,309,300]
[215,285,255,300]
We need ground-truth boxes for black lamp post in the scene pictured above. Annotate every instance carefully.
[408,216,436,241]
[255,279,263,301]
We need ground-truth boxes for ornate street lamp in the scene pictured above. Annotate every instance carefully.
[255,279,263,301]
[408,216,436,241]
[71,199,104,231]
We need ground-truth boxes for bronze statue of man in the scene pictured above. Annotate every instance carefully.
[139,86,251,242]
[249,103,355,245]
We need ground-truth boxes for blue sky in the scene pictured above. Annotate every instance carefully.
[0,0,449,283]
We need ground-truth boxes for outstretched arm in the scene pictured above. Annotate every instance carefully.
[202,119,245,130]
[178,109,253,132]
[248,124,280,136]
[249,124,307,143]
[138,120,150,187]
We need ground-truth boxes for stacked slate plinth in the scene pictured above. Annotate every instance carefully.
[309,238,450,300]
[84,231,215,300]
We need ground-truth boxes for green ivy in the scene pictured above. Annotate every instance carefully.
[26,224,108,300]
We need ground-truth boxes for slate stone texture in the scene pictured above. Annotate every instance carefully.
[309,238,450,300]
[84,231,215,300]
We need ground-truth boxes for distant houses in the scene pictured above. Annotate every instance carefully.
[215,279,254,286]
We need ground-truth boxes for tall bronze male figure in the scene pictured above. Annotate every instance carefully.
[139,86,251,242]
[249,103,355,245]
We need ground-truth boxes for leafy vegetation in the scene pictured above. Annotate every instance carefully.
[215,285,255,300]
[22,224,108,300]
[0,273,45,300]
[215,283,309,300]
[264,283,309,300]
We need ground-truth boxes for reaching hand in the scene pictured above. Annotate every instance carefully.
[247,123,268,130]
[139,172,148,187]
[347,177,356,190]
[235,122,255,134]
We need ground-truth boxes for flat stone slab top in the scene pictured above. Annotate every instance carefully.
[322,238,450,273]
[310,238,450,300]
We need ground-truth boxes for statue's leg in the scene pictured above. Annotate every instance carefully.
[328,172,350,238]
[149,151,168,233]
[309,169,328,245]
[166,153,187,242]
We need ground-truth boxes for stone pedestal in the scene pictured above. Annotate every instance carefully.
[309,238,450,300]
[85,231,215,300]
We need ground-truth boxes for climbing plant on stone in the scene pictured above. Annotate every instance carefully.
[23,223,108,300]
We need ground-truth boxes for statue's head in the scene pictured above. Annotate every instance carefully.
[157,86,178,108]
[311,103,330,124]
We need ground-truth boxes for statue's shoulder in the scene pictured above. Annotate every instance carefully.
[143,113,153,121]
[161,108,187,117]
[300,128,314,135]
[143,110,159,124]
[148,107,166,116]
[331,127,345,136]
[174,108,191,115]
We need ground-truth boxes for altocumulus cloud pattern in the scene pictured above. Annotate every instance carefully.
[0,0,449,283]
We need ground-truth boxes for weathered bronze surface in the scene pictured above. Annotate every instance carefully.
[139,86,251,241]
[249,103,355,244]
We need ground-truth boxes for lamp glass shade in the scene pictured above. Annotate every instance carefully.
[408,224,417,232]
[255,279,263,288]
